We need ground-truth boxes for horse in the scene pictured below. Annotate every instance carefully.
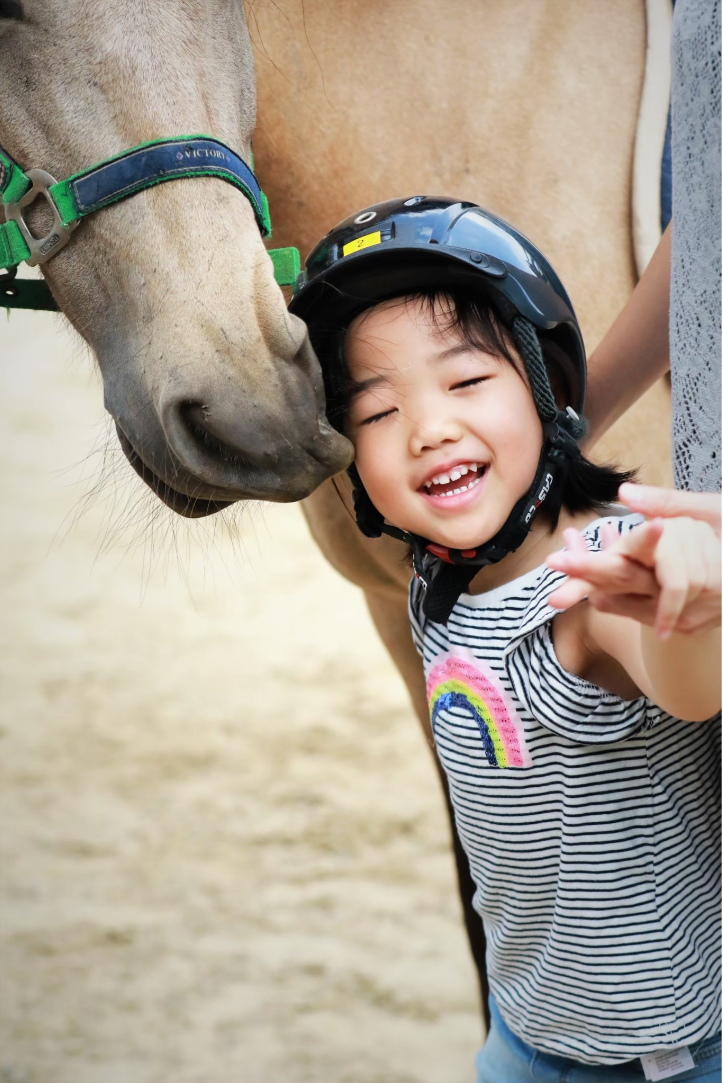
[248,0,673,762]
[0,0,351,518]
[0,0,671,1030]
[248,0,672,1014]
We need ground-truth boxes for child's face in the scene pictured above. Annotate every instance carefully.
[345,297,543,550]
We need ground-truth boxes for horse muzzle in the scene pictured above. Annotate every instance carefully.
[114,393,352,517]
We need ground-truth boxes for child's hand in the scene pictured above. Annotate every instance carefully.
[546,515,721,639]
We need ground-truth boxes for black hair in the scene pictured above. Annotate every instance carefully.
[311,287,636,528]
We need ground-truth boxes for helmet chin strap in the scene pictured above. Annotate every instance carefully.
[349,317,588,624]
[356,413,582,623]
[417,415,581,622]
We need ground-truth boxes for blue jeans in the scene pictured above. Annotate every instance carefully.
[475,996,722,1083]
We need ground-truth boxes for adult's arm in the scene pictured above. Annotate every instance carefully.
[584,223,672,446]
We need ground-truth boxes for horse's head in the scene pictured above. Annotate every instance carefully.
[0,0,352,515]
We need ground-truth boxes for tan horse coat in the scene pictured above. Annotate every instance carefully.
[0,0,351,514]
[250,0,671,735]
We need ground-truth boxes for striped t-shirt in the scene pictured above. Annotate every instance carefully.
[409,513,721,1065]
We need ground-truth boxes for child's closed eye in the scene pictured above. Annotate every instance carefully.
[360,407,398,425]
[450,375,491,391]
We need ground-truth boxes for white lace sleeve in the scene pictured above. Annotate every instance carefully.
[670,0,722,493]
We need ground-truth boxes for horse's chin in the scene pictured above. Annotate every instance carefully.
[115,423,339,515]
[117,427,235,518]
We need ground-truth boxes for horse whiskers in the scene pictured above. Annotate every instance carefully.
[51,419,253,596]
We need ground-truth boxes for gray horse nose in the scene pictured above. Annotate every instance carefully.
[158,380,351,500]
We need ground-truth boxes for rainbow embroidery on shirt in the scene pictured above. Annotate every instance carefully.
[426,649,532,769]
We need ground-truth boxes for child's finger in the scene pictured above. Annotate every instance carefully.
[549,522,663,579]
[547,577,592,610]
[547,551,658,596]
[600,522,619,550]
[546,530,592,589]
[563,527,591,554]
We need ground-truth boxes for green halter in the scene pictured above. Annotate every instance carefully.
[0,134,300,310]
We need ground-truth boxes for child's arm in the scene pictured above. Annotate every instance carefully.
[587,597,721,722]
[549,517,721,722]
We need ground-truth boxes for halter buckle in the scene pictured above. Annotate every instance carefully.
[3,169,78,267]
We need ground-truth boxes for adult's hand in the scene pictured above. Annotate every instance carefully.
[617,482,721,535]
[546,485,721,637]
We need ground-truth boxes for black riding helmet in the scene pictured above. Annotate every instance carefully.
[290,196,588,623]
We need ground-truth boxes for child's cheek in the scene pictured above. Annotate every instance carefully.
[355,436,401,519]
[354,436,383,500]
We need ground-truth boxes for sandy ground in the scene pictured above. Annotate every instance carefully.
[0,307,483,1083]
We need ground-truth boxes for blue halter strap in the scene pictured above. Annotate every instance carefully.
[0,134,300,310]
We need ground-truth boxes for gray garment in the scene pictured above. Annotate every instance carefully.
[670,0,722,492]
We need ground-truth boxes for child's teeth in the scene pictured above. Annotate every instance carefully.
[423,464,484,493]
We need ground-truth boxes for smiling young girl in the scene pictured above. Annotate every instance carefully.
[289,198,721,1083]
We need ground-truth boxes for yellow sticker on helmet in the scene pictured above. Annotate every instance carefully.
[343,231,382,256]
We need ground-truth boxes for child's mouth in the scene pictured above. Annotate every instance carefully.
[419,462,487,502]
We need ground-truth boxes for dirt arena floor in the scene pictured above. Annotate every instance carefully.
[0,303,484,1083]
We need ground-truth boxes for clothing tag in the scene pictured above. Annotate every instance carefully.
[640,1046,695,1080]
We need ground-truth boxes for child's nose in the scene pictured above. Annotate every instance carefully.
[409,416,464,456]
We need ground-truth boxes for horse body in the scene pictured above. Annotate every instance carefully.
[250,0,672,735]
[249,4,672,1010]
[0,0,351,515]
[1,0,670,570]
[1,0,672,1028]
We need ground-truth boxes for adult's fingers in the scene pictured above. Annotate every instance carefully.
[609,519,664,568]
[653,518,721,638]
[652,529,692,638]
[619,483,722,536]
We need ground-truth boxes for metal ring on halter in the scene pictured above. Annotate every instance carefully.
[3,169,79,267]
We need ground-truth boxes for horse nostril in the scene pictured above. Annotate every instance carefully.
[155,382,351,500]
[177,400,249,469]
